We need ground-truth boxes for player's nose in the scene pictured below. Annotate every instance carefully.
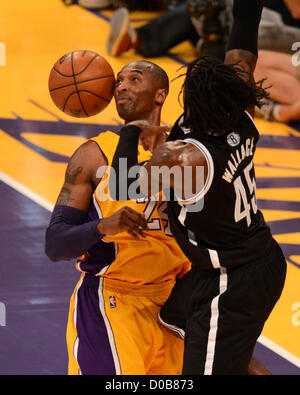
[115,79,129,93]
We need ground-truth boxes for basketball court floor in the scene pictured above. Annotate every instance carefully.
[0,0,299,375]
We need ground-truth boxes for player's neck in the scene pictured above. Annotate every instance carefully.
[124,111,161,126]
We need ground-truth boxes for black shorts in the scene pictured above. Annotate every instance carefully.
[159,239,286,375]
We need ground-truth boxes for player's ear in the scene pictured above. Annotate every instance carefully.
[154,88,168,105]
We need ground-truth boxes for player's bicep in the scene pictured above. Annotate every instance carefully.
[56,140,106,211]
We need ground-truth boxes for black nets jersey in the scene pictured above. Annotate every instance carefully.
[166,111,274,270]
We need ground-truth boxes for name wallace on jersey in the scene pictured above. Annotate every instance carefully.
[222,137,255,183]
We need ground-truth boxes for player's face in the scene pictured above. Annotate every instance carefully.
[115,63,157,122]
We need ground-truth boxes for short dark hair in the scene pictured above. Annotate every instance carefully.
[178,56,268,136]
[138,60,170,93]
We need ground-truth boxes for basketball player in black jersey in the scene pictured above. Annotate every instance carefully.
[110,0,287,375]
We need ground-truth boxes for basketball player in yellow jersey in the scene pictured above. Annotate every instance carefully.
[45,60,190,375]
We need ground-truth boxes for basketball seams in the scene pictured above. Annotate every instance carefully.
[62,91,77,113]
[71,51,89,117]
[53,52,100,78]
[49,75,115,92]
[77,90,111,102]
[62,91,110,114]
[49,50,115,118]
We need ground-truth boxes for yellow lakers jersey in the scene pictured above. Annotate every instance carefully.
[91,131,190,285]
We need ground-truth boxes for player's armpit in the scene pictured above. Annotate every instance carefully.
[56,140,107,211]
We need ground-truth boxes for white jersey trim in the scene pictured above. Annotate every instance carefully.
[204,265,228,374]
[245,110,256,127]
[98,276,122,375]
[176,138,214,205]
[208,249,221,269]
[73,275,84,375]
[158,312,185,339]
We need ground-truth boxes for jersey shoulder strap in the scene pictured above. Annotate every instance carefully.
[90,130,152,166]
[90,131,119,165]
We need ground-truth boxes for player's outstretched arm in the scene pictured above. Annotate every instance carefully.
[45,141,147,262]
[224,0,263,78]
[110,122,208,201]
[224,0,263,117]
[45,141,106,261]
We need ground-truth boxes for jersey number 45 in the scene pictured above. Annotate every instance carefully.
[233,161,258,227]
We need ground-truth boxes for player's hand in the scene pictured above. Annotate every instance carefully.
[97,206,148,239]
[127,120,172,152]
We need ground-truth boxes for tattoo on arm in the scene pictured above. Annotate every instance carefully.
[56,187,75,205]
[65,164,83,185]
[64,145,84,185]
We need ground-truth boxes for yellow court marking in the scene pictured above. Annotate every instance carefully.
[262,209,300,222]
[274,233,300,245]
[290,255,300,265]
[262,262,300,360]
[257,188,300,202]
[21,133,88,157]
[255,118,300,137]
[254,147,300,178]
[0,130,66,203]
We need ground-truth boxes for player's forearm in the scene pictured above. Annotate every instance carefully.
[45,205,103,262]
[110,124,141,200]
[225,0,263,73]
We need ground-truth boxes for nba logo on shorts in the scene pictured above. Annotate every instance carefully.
[227,132,240,147]
[109,296,116,309]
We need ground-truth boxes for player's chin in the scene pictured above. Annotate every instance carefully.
[116,104,129,117]
[117,107,137,122]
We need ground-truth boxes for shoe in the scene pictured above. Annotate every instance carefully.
[78,0,111,9]
[106,7,137,56]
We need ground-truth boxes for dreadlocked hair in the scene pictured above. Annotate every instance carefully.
[178,56,269,136]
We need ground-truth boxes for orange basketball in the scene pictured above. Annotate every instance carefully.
[48,50,115,118]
